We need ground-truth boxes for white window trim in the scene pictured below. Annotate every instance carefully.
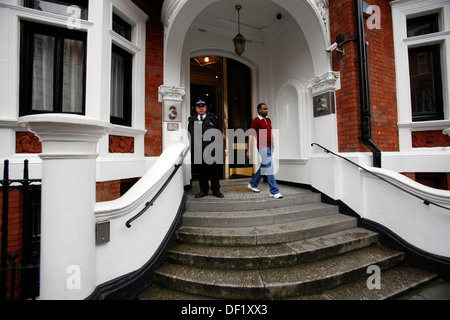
[0,1,147,161]
[391,0,450,152]
[109,0,147,132]
[0,2,92,122]
[85,0,147,159]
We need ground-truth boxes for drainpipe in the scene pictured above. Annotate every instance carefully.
[355,0,381,168]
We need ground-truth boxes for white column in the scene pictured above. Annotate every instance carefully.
[19,114,111,300]
[159,85,186,150]
[308,71,340,152]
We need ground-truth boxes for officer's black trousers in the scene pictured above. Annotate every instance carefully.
[196,162,220,194]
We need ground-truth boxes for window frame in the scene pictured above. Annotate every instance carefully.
[391,0,450,153]
[407,13,440,38]
[24,0,89,20]
[19,20,87,116]
[110,43,133,127]
[112,13,132,41]
[108,7,138,128]
[408,44,444,122]
[404,11,445,123]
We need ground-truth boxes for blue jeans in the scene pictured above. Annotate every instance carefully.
[249,147,279,195]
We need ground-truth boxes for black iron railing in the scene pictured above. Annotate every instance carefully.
[1,159,41,300]
[125,147,189,228]
[311,143,450,211]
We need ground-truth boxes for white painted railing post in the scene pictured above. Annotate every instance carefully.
[19,114,111,300]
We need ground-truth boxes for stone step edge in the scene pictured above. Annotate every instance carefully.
[168,228,379,269]
[186,193,322,212]
[154,245,404,299]
[138,265,436,301]
[182,203,339,228]
[290,265,438,300]
[176,214,357,246]
[137,284,214,300]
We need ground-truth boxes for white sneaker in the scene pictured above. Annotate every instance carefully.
[247,183,260,193]
[270,193,283,199]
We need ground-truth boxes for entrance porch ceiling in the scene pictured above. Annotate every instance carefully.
[198,0,290,30]
[162,0,330,85]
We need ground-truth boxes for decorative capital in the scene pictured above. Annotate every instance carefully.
[158,85,186,102]
[18,114,112,157]
[314,0,329,31]
[307,71,340,95]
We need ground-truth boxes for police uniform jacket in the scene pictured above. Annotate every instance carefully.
[188,111,220,150]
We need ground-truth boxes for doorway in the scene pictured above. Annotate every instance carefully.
[190,56,253,180]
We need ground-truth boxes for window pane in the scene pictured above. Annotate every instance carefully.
[113,14,132,41]
[62,39,84,113]
[111,51,125,118]
[28,0,88,20]
[407,14,439,37]
[112,23,130,41]
[408,45,443,121]
[32,34,54,112]
[21,21,86,116]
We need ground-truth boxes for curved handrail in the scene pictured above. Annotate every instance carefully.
[125,145,189,228]
[311,143,450,211]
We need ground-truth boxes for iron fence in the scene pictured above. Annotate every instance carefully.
[1,159,41,300]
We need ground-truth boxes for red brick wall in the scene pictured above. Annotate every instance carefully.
[96,180,122,202]
[412,130,450,148]
[401,172,450,190]
[329,0,399,152]
[132,0,165,157]
[96,178,139,202]
[330,0,360,152]
[0,189,23,300]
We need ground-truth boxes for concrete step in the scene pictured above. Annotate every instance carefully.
[397,278,450,300]
[138,265,439,301]
[137,284,213,300]
[153,245,404,299]
[182,202,339,228]
[137,182,439,300]
[291,265,438,300]
[186,190,322,213]
[167,228,379,269]
[176,214,357,246]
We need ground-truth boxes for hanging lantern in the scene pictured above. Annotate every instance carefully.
[233,5,246,56]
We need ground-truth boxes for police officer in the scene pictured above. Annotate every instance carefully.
[188,99,224,198]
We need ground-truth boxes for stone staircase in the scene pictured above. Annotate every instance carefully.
[138,180,437,300]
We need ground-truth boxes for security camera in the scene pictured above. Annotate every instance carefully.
[326,42,344,53]
[326,42,338,52]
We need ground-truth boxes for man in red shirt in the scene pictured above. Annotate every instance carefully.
[246,103,283,198]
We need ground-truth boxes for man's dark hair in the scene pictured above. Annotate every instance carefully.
[257,103,267,111]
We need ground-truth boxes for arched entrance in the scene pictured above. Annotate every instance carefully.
[160,0,338,185]
[161,0,331,86]
[190,56,254,180]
